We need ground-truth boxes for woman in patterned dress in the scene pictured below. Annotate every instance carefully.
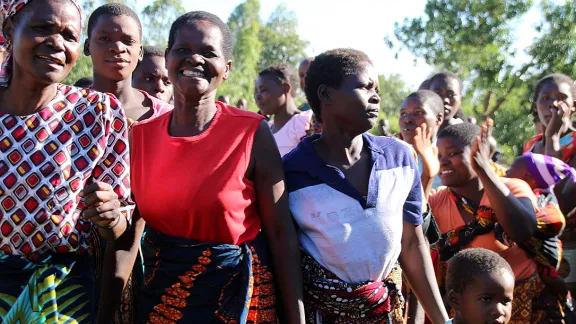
[0,0,133,322]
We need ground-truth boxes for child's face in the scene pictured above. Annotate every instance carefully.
[430,76,462,121]
[86,14,142,81]
[437,136,475,187]
[451,270,514,324]
[254,74,287,116]
[399,97,442,144]
[536,81,575,128]
[132,56,173,103]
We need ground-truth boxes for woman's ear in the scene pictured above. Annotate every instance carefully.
[138,45,144,61]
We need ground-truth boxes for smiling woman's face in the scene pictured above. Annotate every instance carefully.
[166,20,231,99]
[10,0,82,85]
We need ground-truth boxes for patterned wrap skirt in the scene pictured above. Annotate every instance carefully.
[302,254,404,324]
[0,251,94,324]
[138,229,276,324]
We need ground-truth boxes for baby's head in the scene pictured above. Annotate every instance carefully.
[446,248,515,324]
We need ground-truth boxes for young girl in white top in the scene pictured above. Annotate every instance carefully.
[255,63,312,157]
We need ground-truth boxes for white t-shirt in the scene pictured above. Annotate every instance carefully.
[269,110,312,157]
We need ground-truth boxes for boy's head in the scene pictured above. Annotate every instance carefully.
[85,3,143,81]
[429,71,463,122]
[255,63,299,116]
[437,123,481,187]
[218,94,230,105]
[132,45,172,103]
[446,248,515,324]
[399,90,444,144]
[507,152,576,190]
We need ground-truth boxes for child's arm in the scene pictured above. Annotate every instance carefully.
[472,120,537,243]
[412,124,440,202]
[400,222,448,324]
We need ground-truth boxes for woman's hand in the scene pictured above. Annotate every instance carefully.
[544,101,574,158]
[80,181,122,228]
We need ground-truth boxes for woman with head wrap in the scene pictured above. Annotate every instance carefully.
[0,1,133,322]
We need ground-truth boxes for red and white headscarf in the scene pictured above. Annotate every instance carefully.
[0,0,82,87]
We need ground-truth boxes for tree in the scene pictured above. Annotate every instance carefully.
[141,0,186,47]
[258,4,309,70]
[529,0,576,78]
[218,0,263,112]
[390,0,533,118]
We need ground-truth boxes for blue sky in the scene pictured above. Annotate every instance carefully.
[137,0,542,89]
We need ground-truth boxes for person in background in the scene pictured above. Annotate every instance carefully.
[237,97,248,110]
[445,248,515,324]
[284,48,448,323]
[524,73,576,217]
[110,11,305,322]
[85,4,173,323]
[85,3,172,127]
[507,152,575,316]
[399,90,445,196]
[297,56,314,112]
[377,118,393,137]
[132,45,173,104]
[217,94,230,105]
[429,71,465,131]
[431,122,565,322]
[255,63,312,157]
[74,76,93,88]
[0,0,133,322]
[398,90,444,323]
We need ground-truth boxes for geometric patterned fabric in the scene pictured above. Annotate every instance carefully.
[0,85,133,261]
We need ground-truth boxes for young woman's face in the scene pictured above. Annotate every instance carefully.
[10,0,81,85]
[86,14,142,82]
[430,76,462,121]
[254,74,286,116]
[324,62,380,134]
[536,81,575,128]
[437,136,476,187]
[166,20,231,100]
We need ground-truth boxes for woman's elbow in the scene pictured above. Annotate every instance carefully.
[510,214,537,243]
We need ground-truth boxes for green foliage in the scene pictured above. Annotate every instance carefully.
[258,4,309,71]
[529,0,576,78]
[218,0,263,112]
[378,74,411,117]
[392,0,533,118]
[218,0,308,111]
[141,0,186,47]
[390,0,544,161]
[62,54,93,85]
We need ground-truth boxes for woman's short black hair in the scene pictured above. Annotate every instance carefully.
[429,71,463,93]
[437,122,480,147]
[258,63,299,97]
[167,11,233,61]
[446,248,514,294]
[304,48,372,123]
[87,3,142,40]
[532,73,576,106]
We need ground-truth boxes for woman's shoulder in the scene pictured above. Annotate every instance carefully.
[523,133,543,153]
[220,102,264,121]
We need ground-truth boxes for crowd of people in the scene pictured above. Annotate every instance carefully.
[0,1,575,324]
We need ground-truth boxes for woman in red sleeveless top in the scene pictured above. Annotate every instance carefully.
[105,11,305,323]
